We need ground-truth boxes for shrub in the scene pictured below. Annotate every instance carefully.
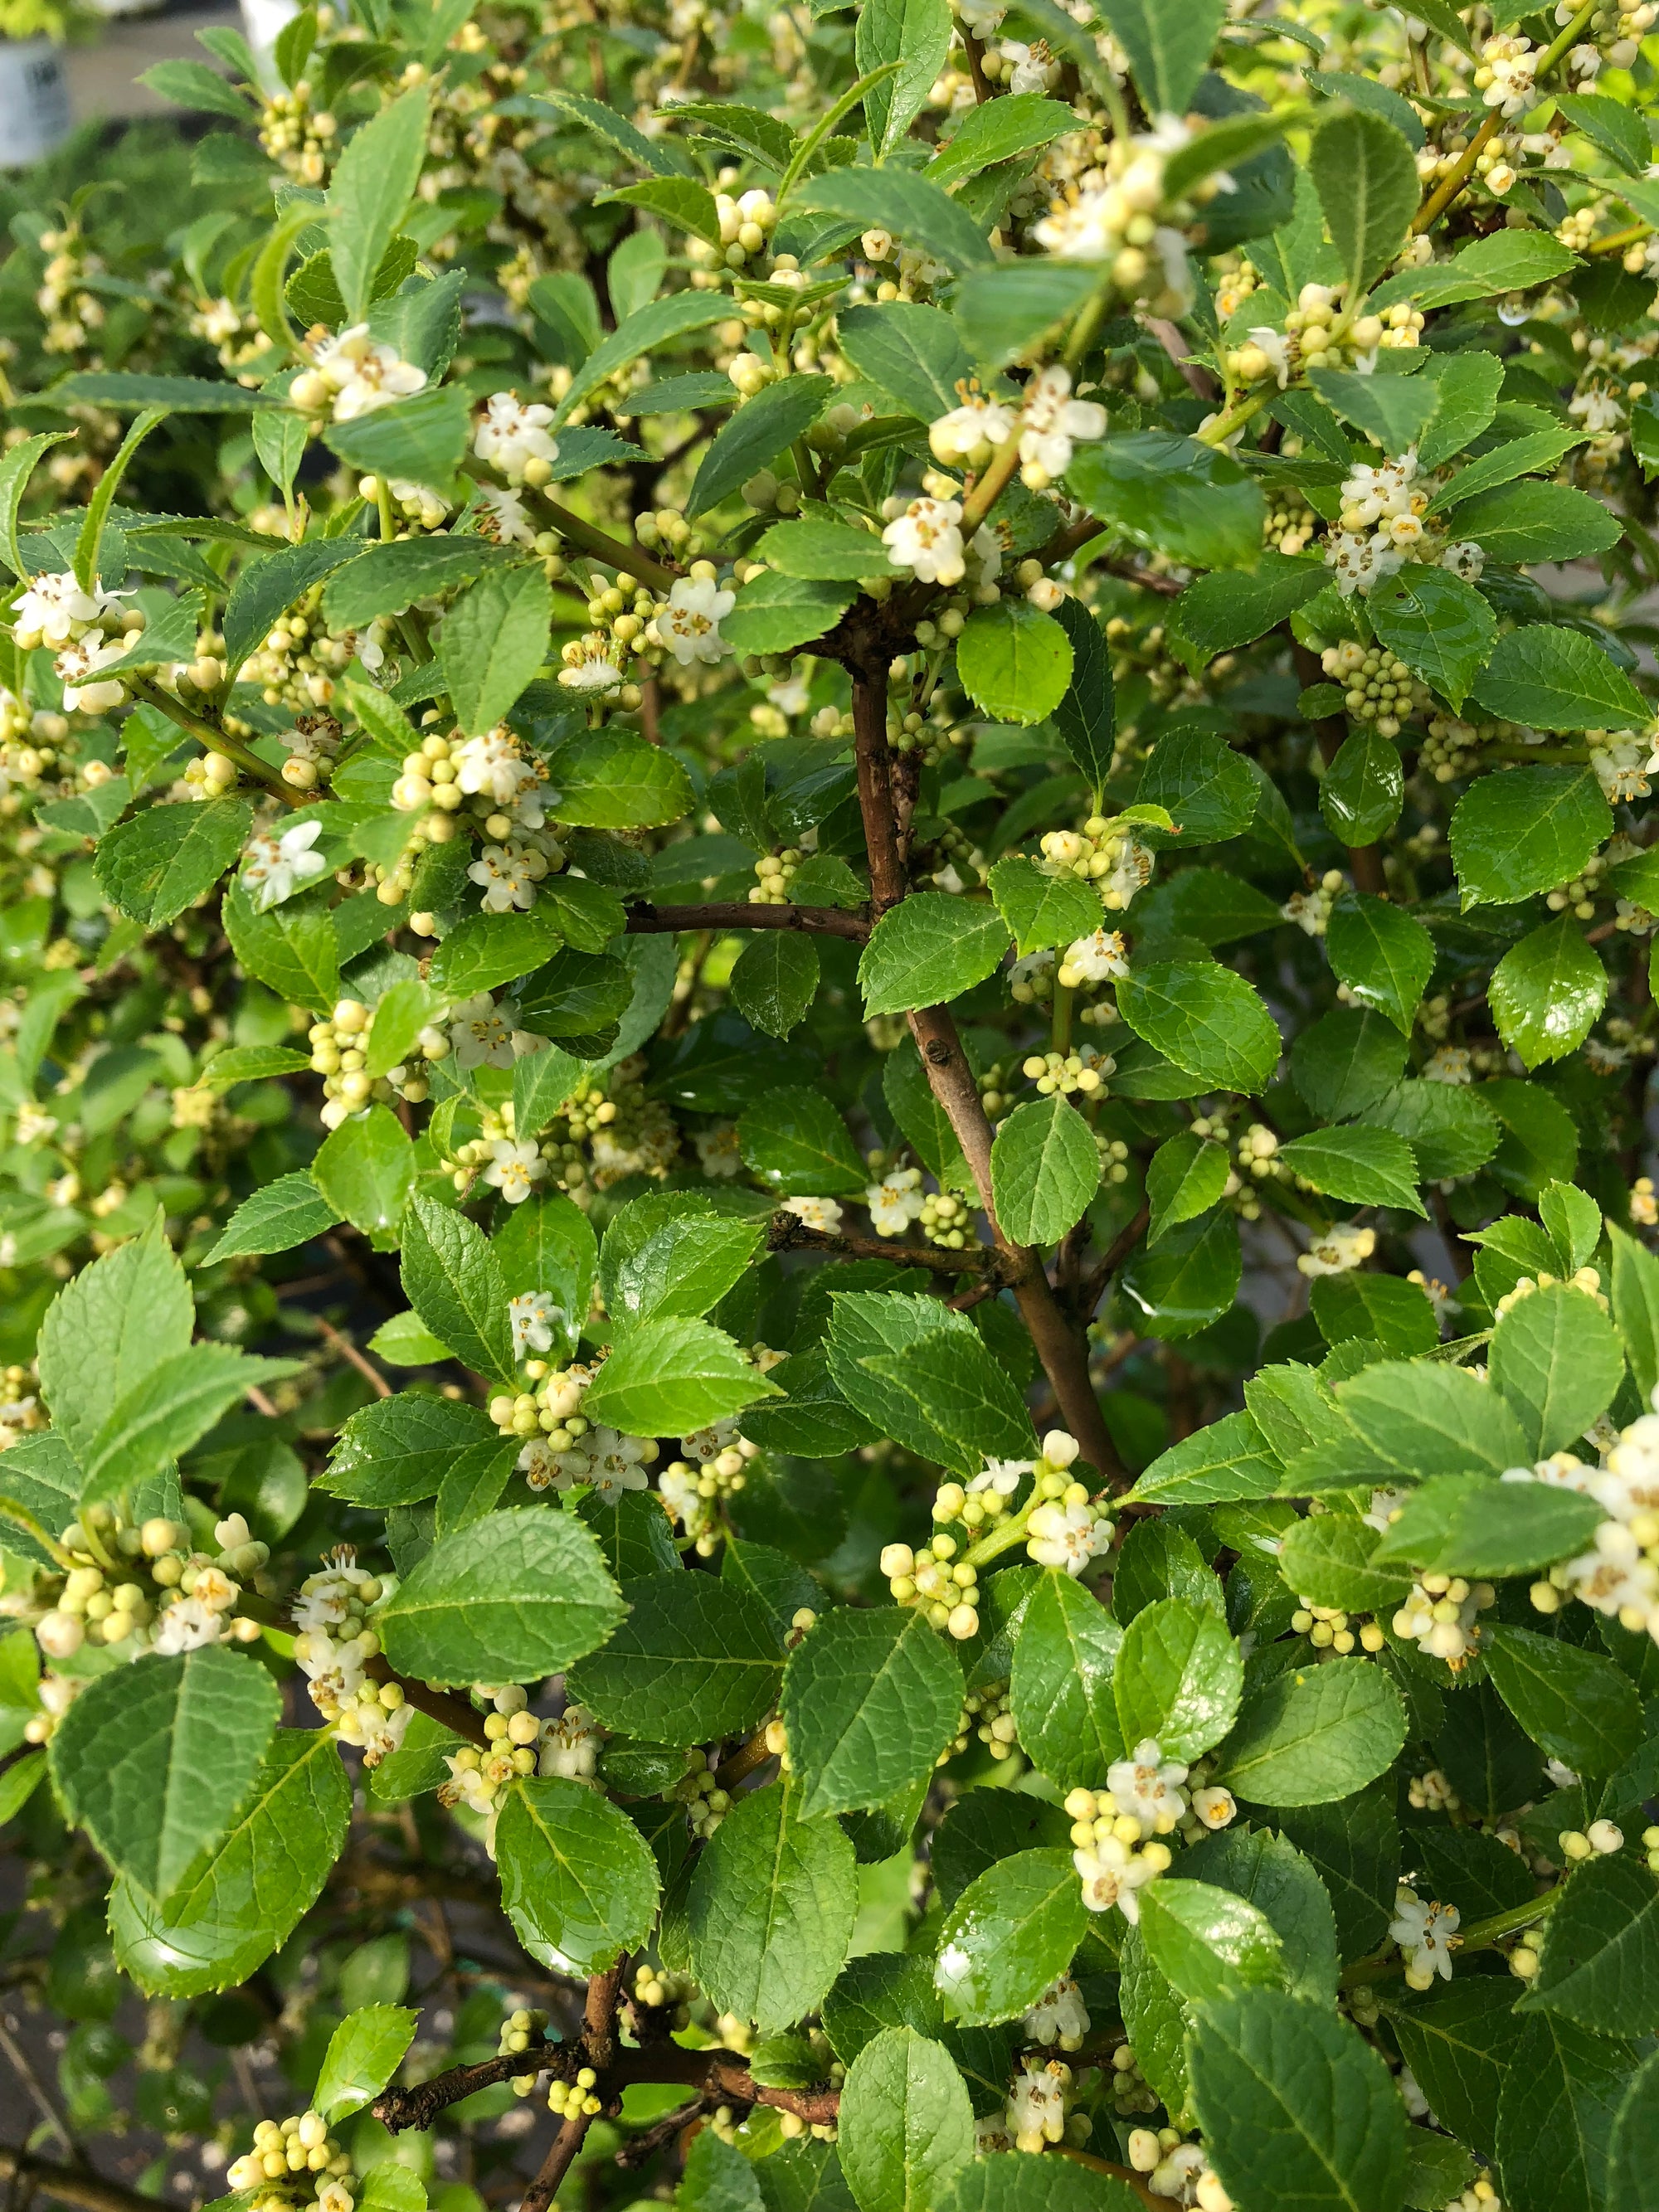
[2,7,1659,2212]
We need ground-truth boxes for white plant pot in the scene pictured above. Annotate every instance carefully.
[0,37,71,171]
[241,0,301,92]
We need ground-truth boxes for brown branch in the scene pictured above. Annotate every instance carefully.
[316,1315,393,1398]
[0,2151,158,2212]
[521,2113,591,2212]
[1078,1199,1151,1324]
[1143,318,1219,406]
[766,1209,1005,1279]
[847,658,1124,1485]
[623,901,870,942]
[714,1724,776,1791]
[614,2097,710,2170]
[362,1657,491,1749]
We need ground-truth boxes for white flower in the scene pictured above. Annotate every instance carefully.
[56,634,130,715]
[971,1457,1031,1499]
[929,394,1018,464]
[1024,1974,1090,2050]
[552,1425,654,1504]
[12,569,119,648]
[474,391,561,482]
[469,841,539,914]
[450,993,517,1071]
[455,728,535,805]
[1033,183,1120,262]
[959,0,1005,36]
[1423,1045,1472,1085]
[1108,1738,1190,1835]
[1389,1884,1460,1987]
[883,496,967,586]
[660,575,735,666]
[1442,539,1486,581]
[1572,387,1626,436]
[476,484,537,546]
[539,1702,603,1780]
[1246,325,1292,388]
[1005,2057,1071,2152]
[508,1291,561,1357]
[1102,836,1155,912]
[1027,1495,1112,1575]
[998,36,1058,92]
[1019,365,1107,485]
[483,1137,546,1203]
[1325,530,1404,598]
[152,1597,226,1654]
[866,1166,926,1236]
[1297,1223,1376,1277]
[783,1194,844,1234]
[694,1124,742,1178]
[1073,1830,1162,1922]
[241,819,328,912]
[1191,1785,1237,1830]
[1057,927,1129,988]
[558,634,625,692]
[312,324,426,420]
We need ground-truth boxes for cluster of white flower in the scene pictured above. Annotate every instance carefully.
[226,2111,354,2212]
[1520,1398,1659,1641]
[865,1164,927,1237]
[1022,1974,1091,2051]
[1039,819,1155,911]
[1057,927,1130,990]
[658,1432,757,1555]
[1394,1573,1496,1666]
[1475,32,1537,115]
[1127,2129,1233,2210]
[649,571,737,668]
[522,1423,657,1504]
[12,570,144,717]
[290,324,426,421]
[1282,870,1346,940]
[440,1688,605,1821]
[1389,1884,1461,1989]
[291,1547,411,1761]
[30,1508,266,1667]
[242,819,330,912]
[1588,725,1659,804]
[881,494,1001,589]
[1029,115,1204,321]
[1065,1738,1209,1924]
[1005,2057,1074,2154]
[474,391,560,485]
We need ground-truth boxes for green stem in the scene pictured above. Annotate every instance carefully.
[1196,388,1270,449]
[777,61,902,205]
[124,673,304,807]
[1413,0,1598,234]
[533,495,678,593]
[1053,980,1075,1055]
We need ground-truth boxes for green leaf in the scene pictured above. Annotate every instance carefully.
[1515,1852,1659,2038]
[738,1086,868,1195]
[1065,434,1265,571]
[794,171,994,271]
[1482,1625,1642,1777]
[1310,1274,1436,1357]
[1139,1879,1287,2003]
[441,566,552,737]
[426,910,562,998]
[1387,1979,1529,2160]
[1174,552,1329,657]
[1095,0,1224,111]
[400,1195,516,1384]
[50,1649,280,1904]
[1489,919,1608,1071]
[689,377,836,518]
[956,601,1073,728]
[1277,1515,1412,1615]
[1189,1991,1408,2212]
[1556,90,1650,175]
[1048,595,1117,794]
[687,1778,859,2035]
[323,537,517,626]
[204,1173,341,1264]
[1471,623,1647,734]
[860,1327,1036,1478]
[496,1776,661,1972]
[838,2028,974,2212]
[1320,731,1403,849]
[1183,1826,1341,2003]
[990,1096,1100,1246]
[1146,1132,1229,1247]
[581,1315,781,1435]
[1010,1568,1125,1790]
[221,878,341,1011]
[1498,2014,1640,2212]
[79,1346,300,1505]
[837,303,975,422]
[933,1850,1089,2028]
[1326,895,1434,1037]
[221,540,364,677]
[1430,427,1584,514]
[601,1203,761,1328]
[1610,1223,1659,1405]
[758,515,890,582]
[939,2155,1141,2212]
[951,265,1101,373]
[1117,961,1281,1093]
[139,56,253,117]
[859,0,952,153]
[329,88,429,322]
[859,895,1010,1017]
[1610,2049,1659,2212]
[324,1394,495,1507]
[0,431,73,579]
[602,174,722,245]
[0,1750,46,1826]
[782,1608,963,1820]
[567,1573,781,1743]
[310,1105,415,1245]
[1490,1281,1623,1457]
[1309,107,1420,294]
[1307,367,1438,457]
[1366,566,1496,713]
[379,1506,623,1685]
[723,571,854,656]
[1373,1473,1603,1579]
[1214,1657,1406,1806]
[1447,479,1620,566]
[986,857,1102,958]
[551,291,731,425]
[1334,1359,1526,1479]
[1113,1596,1242,1762]
[323,386,473,486]
[1415,350,1506,470]
[1137,728,1257,845]
[1449,767,1612,911]
[543,727,694,828]
[1119,1212,1243,1342]
[110,1729,350,1996]
[1277,1125,1424,1215]
[927,92,1078,186]
[37,1214,192,1461]
[314,2006,419,2124]
[95,799,251,930]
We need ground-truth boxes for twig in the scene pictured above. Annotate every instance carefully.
[766,1210,1005,1279]
[520,2115,590,2212]
[623,902,869,943]
[0,2024,75,2157]
[714,1725,776,1791]
[362,1657,491,1750]
[1078,1201,1151,1324]
[315,1317,392,1399]
[1143,318,1219,406]
[0,2152,159,2212]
